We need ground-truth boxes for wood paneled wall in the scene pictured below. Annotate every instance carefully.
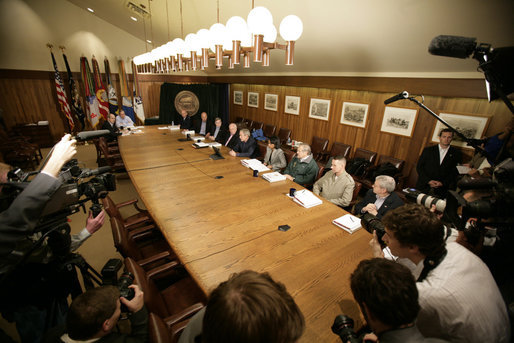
[228,83,512,187]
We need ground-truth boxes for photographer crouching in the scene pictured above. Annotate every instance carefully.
[0,134,106,343]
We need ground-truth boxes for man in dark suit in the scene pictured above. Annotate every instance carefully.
[206,117,227,143]
[194,112,210,136]
[416,128,461,198]
[101,113,120,142]
[354,175,404,219]
[229,128,258,158]
[222,123,240,150]
[178,109,192,131]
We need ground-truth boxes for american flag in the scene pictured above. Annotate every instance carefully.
[51,52,74,131]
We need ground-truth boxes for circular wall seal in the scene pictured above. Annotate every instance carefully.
[174,90,199,117]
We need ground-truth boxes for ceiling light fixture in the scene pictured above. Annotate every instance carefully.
[133,2,303,73]
[87,7,94,13]
[130,16,138,21]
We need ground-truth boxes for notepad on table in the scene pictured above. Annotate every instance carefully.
[293,189,322,208]
[262,172,286,183]
[332,214,361,234]
[241,159,270,172]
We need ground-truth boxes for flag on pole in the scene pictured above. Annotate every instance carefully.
[104,58,119,115]
[91,57,109,120]
[80,57,101,128]
[118,59,135,122]
[51,52,74,132]
[62,52,86,130]
[132,61,145,124]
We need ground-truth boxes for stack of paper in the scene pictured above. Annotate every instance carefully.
[293,189,322,208]
[262,172,286,183]
[169,125,181,130]
[241,159,270,172]
[182,130,195,136]
[332,214,361,234]
[191,135,205,141]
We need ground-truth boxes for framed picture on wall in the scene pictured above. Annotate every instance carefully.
[264,93,278,111]
[233,91,243,105]
[308,98,331,121]
[284,96,300,115]
[380,106,418,137]
[248,92,259,108]
[340,102,369,128]
[430,112,491,148]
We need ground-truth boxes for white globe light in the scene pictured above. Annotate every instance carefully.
[241,30,253,47]
[196,29,211,49]
[185,33,200,52]
[247,6,273,35]
[279,15,303,41]
[226,16,248,41]
[165,41,176,57]
[209,23,227,45]
[263,24,277,43]
[133,54,143,65]
[173,38,186,55]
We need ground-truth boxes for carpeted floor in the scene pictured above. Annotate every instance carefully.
[0,141,144,342]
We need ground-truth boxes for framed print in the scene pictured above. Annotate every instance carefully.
[264,93,278,111]
[247,92,259,108]
[233,91,243,105]
[284,96,300,115]
[380,106,418,137]
[308,98,331,121]
[431,112,491,148]
[340,102,369,128]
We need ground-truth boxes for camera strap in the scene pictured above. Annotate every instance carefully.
[417,247,447,282]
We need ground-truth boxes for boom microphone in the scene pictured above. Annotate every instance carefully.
[75,130,110,141]
[78,166,112,178]
[428,35,477,59]
[384,91,409,105]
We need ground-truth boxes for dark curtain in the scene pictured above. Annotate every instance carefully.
[159,83,228,127]
[214,83,230,128]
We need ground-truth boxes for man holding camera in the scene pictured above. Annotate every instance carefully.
[44,284,147,342]
[369,204,510,343]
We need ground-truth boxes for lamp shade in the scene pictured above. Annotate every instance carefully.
[263,24,277,43]
[196,29,211,49]
[165,41,177,57]
[226,16,248,42]
[133,54,144,65]
[185,33,200,55]
[173,38,186,55]
[279,15,303,41]
[209,23,227,45]
[247,6,273,35]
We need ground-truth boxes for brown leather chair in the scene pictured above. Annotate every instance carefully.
[257,142,267,161]
[263,124,276,137]
[321,142,352,164]
[301,161,325,190]
[250,121,263,131]
[124,257,206,324]
[353,148,377,164]
[149,311,198,343]
[343,181,363,212]
[283,149,296,165]
[102,195,153,230]
[98,137,125,172]
[235,116,243,123]
[243,118,252,128]
[277,128,292,145]
[311,136,329,161]
[358,155,406,190]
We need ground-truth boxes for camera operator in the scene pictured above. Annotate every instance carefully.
[0,134,107,343]
[43,284,147,343]
[368,204,510,343]
[348,258,448,343]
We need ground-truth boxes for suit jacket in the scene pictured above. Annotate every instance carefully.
[233,136,259,158]
[178,115,192,130]
[263,147,287,171]
[354,189,404,219]
[416,144,461,197]
[194,120,211,136]
[212,127,228,143]
[222,131,240,150]
[101,121,120,141]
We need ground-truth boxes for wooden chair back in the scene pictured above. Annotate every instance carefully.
[311,136,329,161]
[353,148,377,164]
[263,124,276,137]
[278,128,292,145]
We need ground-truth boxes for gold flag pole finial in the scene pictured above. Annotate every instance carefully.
[59,45,66,53]
[46,43,53,50]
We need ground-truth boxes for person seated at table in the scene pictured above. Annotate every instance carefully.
[229,129,258,158]
[194,112,210,136]
[354,175,403,219]
[283,144,319,185]
[178,109,192,131]
[313,156,355,207]
[263,136,287,171]
[205,117,226,142]
[115,109,134,129]
[101,113,120,142]
[222,123,240,149]
[178,270,305,343]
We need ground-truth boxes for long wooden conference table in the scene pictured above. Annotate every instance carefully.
[118,126,372,342]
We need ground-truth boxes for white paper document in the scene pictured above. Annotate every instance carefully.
[262,172,287,183]
[332,214,361,234]
[457,165,471,174]
[241,159,270,172]
[293,189,322,208]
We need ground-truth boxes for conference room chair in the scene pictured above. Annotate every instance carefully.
[354,154,406,190]
[250,120,263,131]
[283,149,296,165]
[353,147,378,164]
[311,136,329,161]
[243,118,253,128]
[278,127,292,145]
[320,142,352,164]
[235,116,244,123]
[98,137,125,172]
[0,141,39,170]
[124,257,206,326]
[110,217,176,270]
[301,161,325,190]
[101,195,154,230]
[263,124,276,137]
[257,141,267,161]
[149,311,197,343]
[342,181,363,212]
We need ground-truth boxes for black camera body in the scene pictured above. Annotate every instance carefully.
[331,315,359,343]
[360,213,386,247]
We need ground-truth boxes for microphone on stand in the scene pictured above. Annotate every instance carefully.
[384,91,409,105]
[75,130,111,142]
[428,35,478,59]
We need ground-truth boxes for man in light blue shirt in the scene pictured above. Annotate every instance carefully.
[115,110,134,128]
